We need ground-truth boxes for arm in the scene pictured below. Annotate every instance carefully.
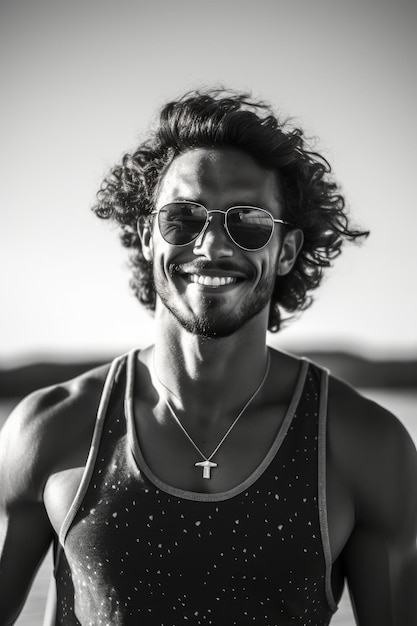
[0,389,63,624]
[339,397,417,625]
[0,364,109,624]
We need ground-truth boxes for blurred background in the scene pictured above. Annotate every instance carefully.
[1,0,416,624]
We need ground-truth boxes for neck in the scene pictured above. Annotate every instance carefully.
[150,304,270,424]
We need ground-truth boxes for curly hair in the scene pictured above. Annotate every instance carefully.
[92,88,369,332]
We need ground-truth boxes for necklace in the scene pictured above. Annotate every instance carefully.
[152,350,271,479]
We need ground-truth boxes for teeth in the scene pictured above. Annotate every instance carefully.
[189,275,237,287]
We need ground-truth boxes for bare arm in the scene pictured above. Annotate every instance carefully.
[0,365,108,624]
[0,391,58,624]
[334,392,417,625]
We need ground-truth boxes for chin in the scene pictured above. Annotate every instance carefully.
[169,299,270,339]
[155,269,276,339]
[182,318,242,339]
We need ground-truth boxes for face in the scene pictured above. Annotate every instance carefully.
[140,147,301,338]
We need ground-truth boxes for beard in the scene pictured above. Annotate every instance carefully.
[153,260,278,339]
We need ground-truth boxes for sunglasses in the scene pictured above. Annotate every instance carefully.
[151,201,292,251]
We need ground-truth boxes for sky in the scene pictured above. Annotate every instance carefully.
[1,0,416,365]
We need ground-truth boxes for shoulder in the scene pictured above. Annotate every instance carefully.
[326,374,415,459]
[326,375,417,533]
[0,360,115,505]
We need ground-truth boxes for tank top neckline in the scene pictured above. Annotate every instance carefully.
[125,349,310,503]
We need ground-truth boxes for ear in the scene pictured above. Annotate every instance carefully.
[137,216,154,262]
[276,229,304,276]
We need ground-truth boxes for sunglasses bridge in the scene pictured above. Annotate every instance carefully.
[197,208,241,241]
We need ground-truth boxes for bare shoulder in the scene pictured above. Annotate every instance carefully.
[0,362,112,505]
[327,375,417,533]
[327,375,416,459]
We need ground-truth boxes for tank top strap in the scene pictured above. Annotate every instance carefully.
[58,351,131,547]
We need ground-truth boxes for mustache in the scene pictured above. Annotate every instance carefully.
[170,260,252,276]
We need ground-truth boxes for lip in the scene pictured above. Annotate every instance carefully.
[177,266,247,278]
[171,262,251,292]
[174,266,248,291]
[189,274,238,287]
[179,272,244,289]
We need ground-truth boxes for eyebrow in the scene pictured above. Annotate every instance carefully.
[171,197,196,203]
[167,198,272,210]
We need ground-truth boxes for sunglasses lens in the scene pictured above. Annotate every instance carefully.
[158,203,207,245]
[227,208,273,250]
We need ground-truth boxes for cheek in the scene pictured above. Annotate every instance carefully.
[258,247,280,278]
[153,243,185,281]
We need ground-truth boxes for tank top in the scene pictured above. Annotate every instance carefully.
[52,349,338,625]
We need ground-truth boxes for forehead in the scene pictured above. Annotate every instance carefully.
[156,147,282,210]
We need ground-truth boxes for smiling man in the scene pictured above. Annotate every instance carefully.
[1,89,416,626]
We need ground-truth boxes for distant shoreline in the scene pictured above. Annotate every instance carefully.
[0,350,416,398]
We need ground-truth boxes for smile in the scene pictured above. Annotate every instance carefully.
[189,275,237,287]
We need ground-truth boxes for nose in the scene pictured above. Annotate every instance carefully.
[192,213,234,259]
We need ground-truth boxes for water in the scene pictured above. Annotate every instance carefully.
[2,389,416,625]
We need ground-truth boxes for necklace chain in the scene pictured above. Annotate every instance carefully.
[152,350,271,478]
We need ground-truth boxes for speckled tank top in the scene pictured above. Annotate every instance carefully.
[53,350,338,625]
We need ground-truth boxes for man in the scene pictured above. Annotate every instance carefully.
[1,89,416,625]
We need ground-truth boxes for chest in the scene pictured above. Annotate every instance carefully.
[44,413,353,561]
[43,358,356,577]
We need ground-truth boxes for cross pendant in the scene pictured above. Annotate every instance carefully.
[195,460,218,479]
